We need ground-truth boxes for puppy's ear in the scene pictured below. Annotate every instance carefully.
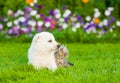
[34,35,41,42]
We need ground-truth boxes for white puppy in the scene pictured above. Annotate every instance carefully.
[28,32,60,71]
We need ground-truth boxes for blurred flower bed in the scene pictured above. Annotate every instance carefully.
[0,0,120,42]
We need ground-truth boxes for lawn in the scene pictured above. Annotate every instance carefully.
[0,42,120,83]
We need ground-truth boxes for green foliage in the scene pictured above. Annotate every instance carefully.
[0,0,25,15]
[1,29,120,43]
[51,29,120,43]
[0,0,120,18]
[0,42,120,82]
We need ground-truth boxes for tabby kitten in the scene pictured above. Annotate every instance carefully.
[54,45,73,67]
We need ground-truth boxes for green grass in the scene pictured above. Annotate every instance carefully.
[0,42,120,83]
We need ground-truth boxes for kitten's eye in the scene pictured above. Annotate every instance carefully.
[48,40,52,42]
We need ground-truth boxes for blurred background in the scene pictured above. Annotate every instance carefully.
[0,0,120,43]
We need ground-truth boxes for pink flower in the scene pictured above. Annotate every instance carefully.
[0,24,3,30]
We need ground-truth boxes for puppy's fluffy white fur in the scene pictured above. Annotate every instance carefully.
[28,32,59,71]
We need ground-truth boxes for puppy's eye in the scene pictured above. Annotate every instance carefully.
[48,40,52,42]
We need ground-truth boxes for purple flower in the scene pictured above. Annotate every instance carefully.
[14,32,19,36]
[84,23,96,31]
[49,10,55,16]
[24,14,29,19]
[24,7,32,12]
[12,26,19,36]
[99,26,104,29]
[107,20,111,27]
[13,26,19,30]
[77,16,82,21]
[40,14,44,18]
[20,27,29,34]
[62,6,66,10]
[7,29,13,35]
[34,4,38,8]
[44,17,51,22]
[37,26,42,32]
[19,21,28,26]
[28,26,32,32]
[64,17,69,23]
[110,16,115,22]
[38,5,44,9]
[80,22,85,26]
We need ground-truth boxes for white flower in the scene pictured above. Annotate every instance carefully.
[30,0,37,7]
[14,13,19,17]
[31,21,36,27]
[30,3,34,7]
[14,20,19,25]
[103,19,108,26]
[91,27,97,33]
[94,12,100,18]
[28,20,36,26]
[36,14,40,19]
[63,13,67,17]
[75,23,81,28]
[63,9,71,17]
[58,23,63,26]
[38,21,44,26]
[7,22,12,27]
[62,23,68,29]
[30,10,37,16]
[17,9,24,15]
[45,21,51,27]
[94,8,99,12]
[55,13,61,19]
[54,9,60,14]
[21,27,28,32]
[65,10,71,14]
[98,22,103,27]
[59,18,64,22]
[34,0,38,3]
[86,27,96,34]
[28,20,32,25]
[105,10,111,16]
[108,7,114,12]
[86,29,91,34]
[8,9,13,16]
[116,21,120,26]
[71,17,77,22]
[72,27,77,32]
[0,24,3,30]
[18,17,26,22]
[85,16,91,21]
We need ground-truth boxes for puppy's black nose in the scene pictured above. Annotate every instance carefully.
[57,44,60,48]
